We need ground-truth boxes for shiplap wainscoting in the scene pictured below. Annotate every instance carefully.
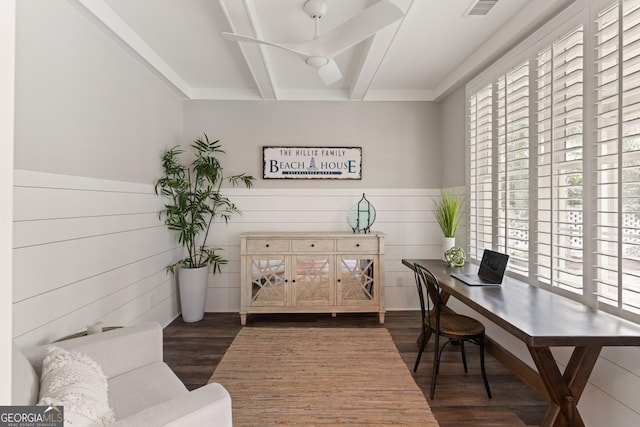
[13,170,181,347]
[18,172,640,425]
[204,188,458,314]
[13,177,453,346]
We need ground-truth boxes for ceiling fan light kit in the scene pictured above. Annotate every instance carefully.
[305,56,329,68]
[221,0,404,85]
[303,0,327,20]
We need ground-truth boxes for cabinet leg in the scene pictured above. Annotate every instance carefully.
[332,312,337,318]
[379,312,385,324]
[240,313,247,326]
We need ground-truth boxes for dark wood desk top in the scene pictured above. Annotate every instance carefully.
[402,259,640,347]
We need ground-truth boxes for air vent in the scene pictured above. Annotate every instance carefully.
[464,0,498,16]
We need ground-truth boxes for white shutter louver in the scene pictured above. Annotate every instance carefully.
[496,61,530,276]
[596,0,640,314]
[465,0,640,322]
[536,26,584,293]
[468,84,494,261]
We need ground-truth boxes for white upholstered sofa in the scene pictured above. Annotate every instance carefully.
[12,321,232,426]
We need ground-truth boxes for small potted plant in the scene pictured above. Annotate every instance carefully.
[155,134,254,322]
[434,188,463,256]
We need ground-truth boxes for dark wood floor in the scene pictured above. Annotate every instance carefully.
[163,311,547,427]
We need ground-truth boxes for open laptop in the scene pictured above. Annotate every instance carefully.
[451,249,509,286]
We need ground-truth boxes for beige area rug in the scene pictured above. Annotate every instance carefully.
[208,327,439,426]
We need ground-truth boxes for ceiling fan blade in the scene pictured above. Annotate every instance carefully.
[304,1,404,58]
[221,32,309,60]
[317,59,343,85]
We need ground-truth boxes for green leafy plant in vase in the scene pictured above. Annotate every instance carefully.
[155,134,254,322]
[434,188,464,259]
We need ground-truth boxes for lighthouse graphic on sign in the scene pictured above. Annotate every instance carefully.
[307,157,318,170]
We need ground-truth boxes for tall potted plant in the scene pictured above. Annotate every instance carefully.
[155,134,254,322]
[434,188,463,256]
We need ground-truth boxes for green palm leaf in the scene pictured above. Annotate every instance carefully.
[155,134,255,275]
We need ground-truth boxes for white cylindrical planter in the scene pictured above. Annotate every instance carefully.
[178,265,209,323]
[442,236,455,258]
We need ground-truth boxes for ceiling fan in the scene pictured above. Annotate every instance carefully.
[221,0,404,85]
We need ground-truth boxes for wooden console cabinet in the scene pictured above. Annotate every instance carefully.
[239,231,385,325]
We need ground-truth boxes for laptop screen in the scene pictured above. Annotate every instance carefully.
[478,250,510,283]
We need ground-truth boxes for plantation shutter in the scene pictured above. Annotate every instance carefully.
[496,61,530,276]
[468,84,494,261]
[595,0,640,314]
[536,26,584,293]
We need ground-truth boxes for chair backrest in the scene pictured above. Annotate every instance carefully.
[414,264,445,328]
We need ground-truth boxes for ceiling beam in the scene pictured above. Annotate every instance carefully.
[218,0,278,100]
[71,0,191,98]
[349,0,414,100]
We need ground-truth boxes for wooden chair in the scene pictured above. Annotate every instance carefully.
[413,263,491,399]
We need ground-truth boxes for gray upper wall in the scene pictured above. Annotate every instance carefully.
[439,86,466,188]
[14,0,183,184]
[183,100,441,189]
[14,0,458,191]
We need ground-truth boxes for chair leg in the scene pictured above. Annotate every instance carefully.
[430,333,440,399]
[417,329,434,350]
[414,326,427,372]
[460,340,468,373]
[479,337,492,399]
[435,342,446,375]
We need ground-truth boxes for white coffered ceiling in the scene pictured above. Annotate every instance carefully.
[76,0,574,101]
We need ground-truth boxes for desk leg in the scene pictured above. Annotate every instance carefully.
[528,346,602,427]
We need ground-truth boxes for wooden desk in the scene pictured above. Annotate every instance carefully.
[402,258,640,427]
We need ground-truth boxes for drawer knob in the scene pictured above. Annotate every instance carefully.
[266,244,269,248]
[356,243,360,247]
[311,243,315,247]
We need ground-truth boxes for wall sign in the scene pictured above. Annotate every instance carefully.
[263,146,362,179]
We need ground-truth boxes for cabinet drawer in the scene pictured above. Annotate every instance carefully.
[336,238,379,252]
[291,238,335,252]
[246,239,290,253]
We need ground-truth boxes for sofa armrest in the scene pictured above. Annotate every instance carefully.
[111,382,232,427]
[22,322,163,378]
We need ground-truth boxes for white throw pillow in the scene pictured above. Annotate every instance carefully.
[38,346,115,426]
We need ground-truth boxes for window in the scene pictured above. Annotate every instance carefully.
[536,27,584,294]
[468,63,532,273]
[497,61,530,276]
[467,0,640,321]
[595,0,640,315]
[468,84,493,261]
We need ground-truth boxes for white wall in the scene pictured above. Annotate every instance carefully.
[181,187,448,313]
[12,0,184,348]
[12,170,181,347]
[14,0,183,182]
[183,100,448,314]
[0,0,16,405]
